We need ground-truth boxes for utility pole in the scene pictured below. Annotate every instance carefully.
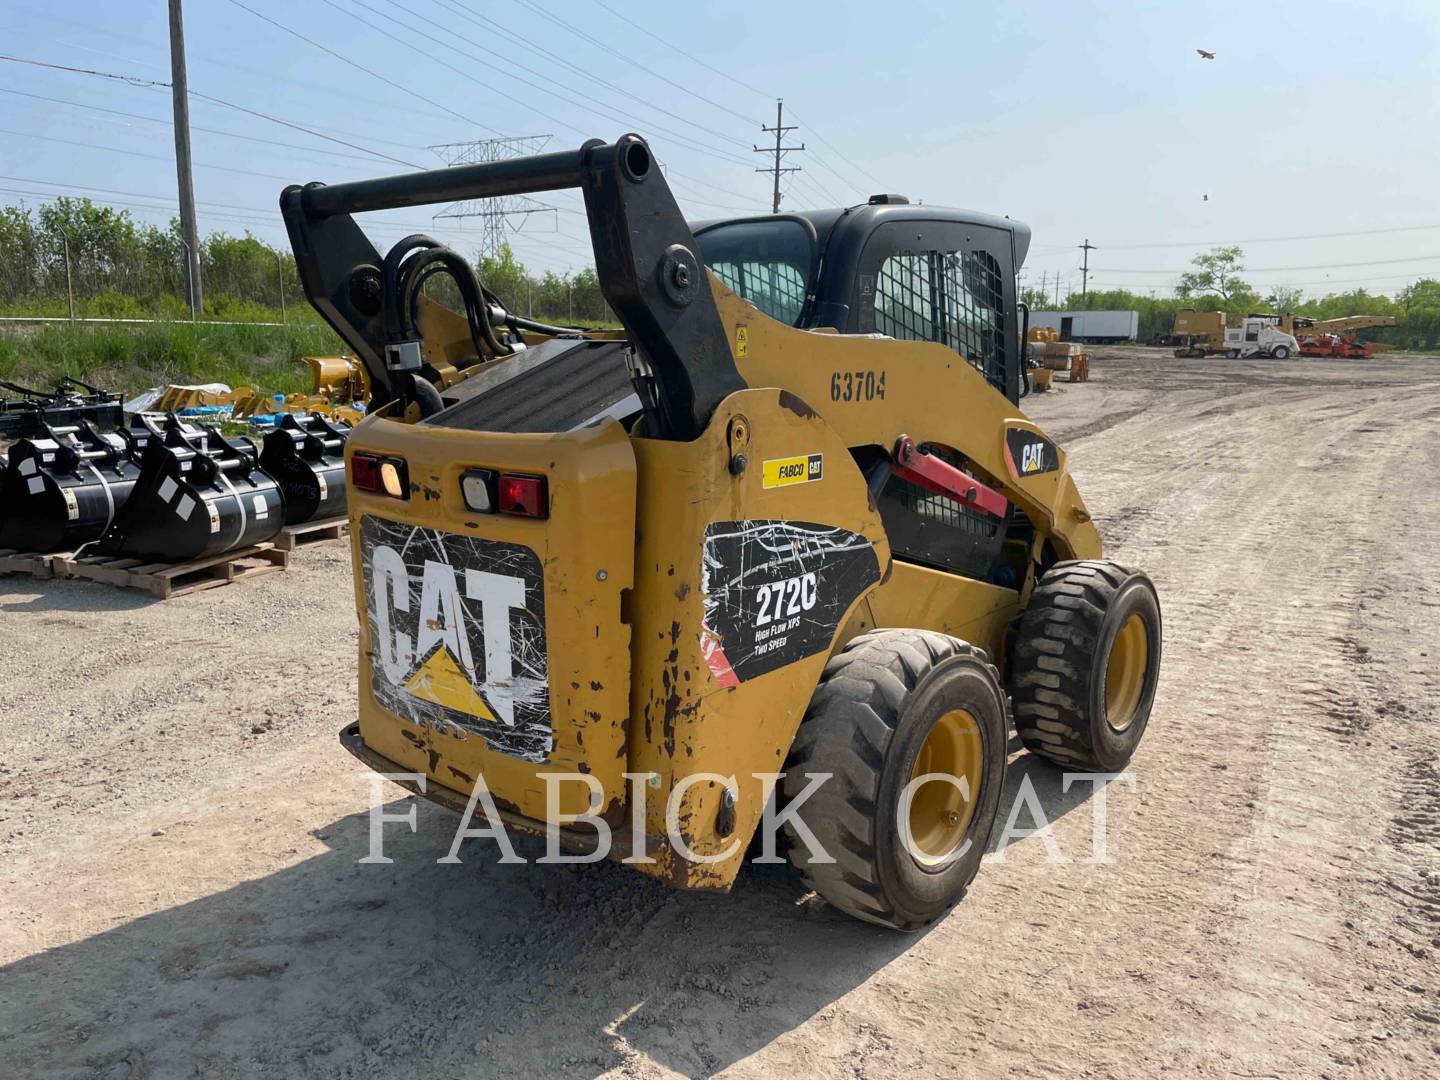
[754,99,804,214]
[1078,238,1096,302]
[168,0,202,317]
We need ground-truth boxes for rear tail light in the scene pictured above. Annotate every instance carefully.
[351,453,408,499]
[497,472,548,518]
[460,469,495,513]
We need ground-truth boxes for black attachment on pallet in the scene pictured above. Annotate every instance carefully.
[0,376,123,439]
[258,412,350,525]
[98,424,286,562]
[0,420,141,553]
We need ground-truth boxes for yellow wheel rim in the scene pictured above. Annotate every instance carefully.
[908,709,984,866]
[1104,613,1149,731]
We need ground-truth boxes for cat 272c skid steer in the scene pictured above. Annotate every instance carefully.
[282,135,1161,930]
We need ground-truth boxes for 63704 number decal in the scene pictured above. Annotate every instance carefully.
[830,369,886,402]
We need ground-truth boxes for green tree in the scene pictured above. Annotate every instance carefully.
[475,243,528,309]
[1176,245,1252,303]
[1264,284,1306,312]
[0,205,40,302]
[1019,286,1050,310]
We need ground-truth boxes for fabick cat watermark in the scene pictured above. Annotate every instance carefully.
[357,768,1135,868]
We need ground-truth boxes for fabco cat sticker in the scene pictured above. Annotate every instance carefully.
[359,515,551,762]
[762,453,823,489]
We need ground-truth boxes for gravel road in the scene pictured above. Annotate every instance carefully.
[1,347,1437,1078]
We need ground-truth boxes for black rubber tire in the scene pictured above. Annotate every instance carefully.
[1010,560,1162,771]
[1272,345,1290,359]
[1228,350,1240,359]
[781,629,1009,931]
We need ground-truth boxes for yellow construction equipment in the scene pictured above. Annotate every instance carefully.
[1274,314,1397,338]
[153,384,261,412]
[229,356,369,424]
[1170,309,1228,357]
[283,137,1163,929]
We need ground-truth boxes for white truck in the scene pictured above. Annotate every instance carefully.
[1222,318,1299,359]
[1029,310,1139,343]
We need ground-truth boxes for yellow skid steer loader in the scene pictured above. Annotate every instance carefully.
[281,135,1161,929]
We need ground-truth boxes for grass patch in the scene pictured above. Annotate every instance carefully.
[0,320,345,400]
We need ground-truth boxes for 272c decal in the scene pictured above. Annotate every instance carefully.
[700,520,880,686]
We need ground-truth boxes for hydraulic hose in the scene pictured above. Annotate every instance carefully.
[396,244,512,360]
[380,233,439,346]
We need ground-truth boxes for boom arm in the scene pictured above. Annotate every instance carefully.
[1293,315,1397,336]
[279,135,744,440]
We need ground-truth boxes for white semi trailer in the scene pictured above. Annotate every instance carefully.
[1029,310,1139,343]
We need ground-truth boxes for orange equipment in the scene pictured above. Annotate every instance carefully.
[1299,333,1377,359]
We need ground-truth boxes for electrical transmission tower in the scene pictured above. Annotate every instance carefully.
[431,136,557,257]
[754,100,805,214]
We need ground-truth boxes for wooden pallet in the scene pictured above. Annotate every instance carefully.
[275,516,349,552]
[53,544,290,599]
[0,548,74,580]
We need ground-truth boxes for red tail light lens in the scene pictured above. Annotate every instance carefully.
[351,453,408,499]
[497,472,547,518]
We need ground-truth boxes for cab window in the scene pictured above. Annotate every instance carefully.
[873,249,1007,389]
[695,218,814,325]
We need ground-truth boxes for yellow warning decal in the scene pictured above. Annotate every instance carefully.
[762,453,824,489]
[405,645,498,722]
[735,325,749,358]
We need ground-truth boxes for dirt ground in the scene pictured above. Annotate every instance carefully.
[1,347,1437,1078]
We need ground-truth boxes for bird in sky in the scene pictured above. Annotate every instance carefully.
[1197,49,1216,59]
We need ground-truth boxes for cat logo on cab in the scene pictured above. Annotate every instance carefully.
[1004,428,1060,478]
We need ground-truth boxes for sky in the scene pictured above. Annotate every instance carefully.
[2,0,1438,299]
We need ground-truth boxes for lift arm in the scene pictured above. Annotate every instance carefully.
[279,135,744,441]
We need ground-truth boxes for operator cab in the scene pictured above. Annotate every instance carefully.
[693,198,1031,403]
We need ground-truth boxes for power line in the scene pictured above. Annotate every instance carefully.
[0,50,422,166]
[0,126,302,183]
[0,51,168,88]
[1101,223,1440,249]
[0,87,408,167]
[553,5,884,196]
[784,109,888,193]
[431,0,752,149]
[537,0,762,125]
[319,0,757,169]
[224,0,498,133]
[1073,252,1440,274]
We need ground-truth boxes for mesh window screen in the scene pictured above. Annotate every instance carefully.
[710,261,808,325]
[884,442,997,540]
[874,249,1007,390]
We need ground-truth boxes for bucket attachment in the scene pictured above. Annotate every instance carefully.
[98,424,286,562]
[257,413,351,525]
[0,420,141,553]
